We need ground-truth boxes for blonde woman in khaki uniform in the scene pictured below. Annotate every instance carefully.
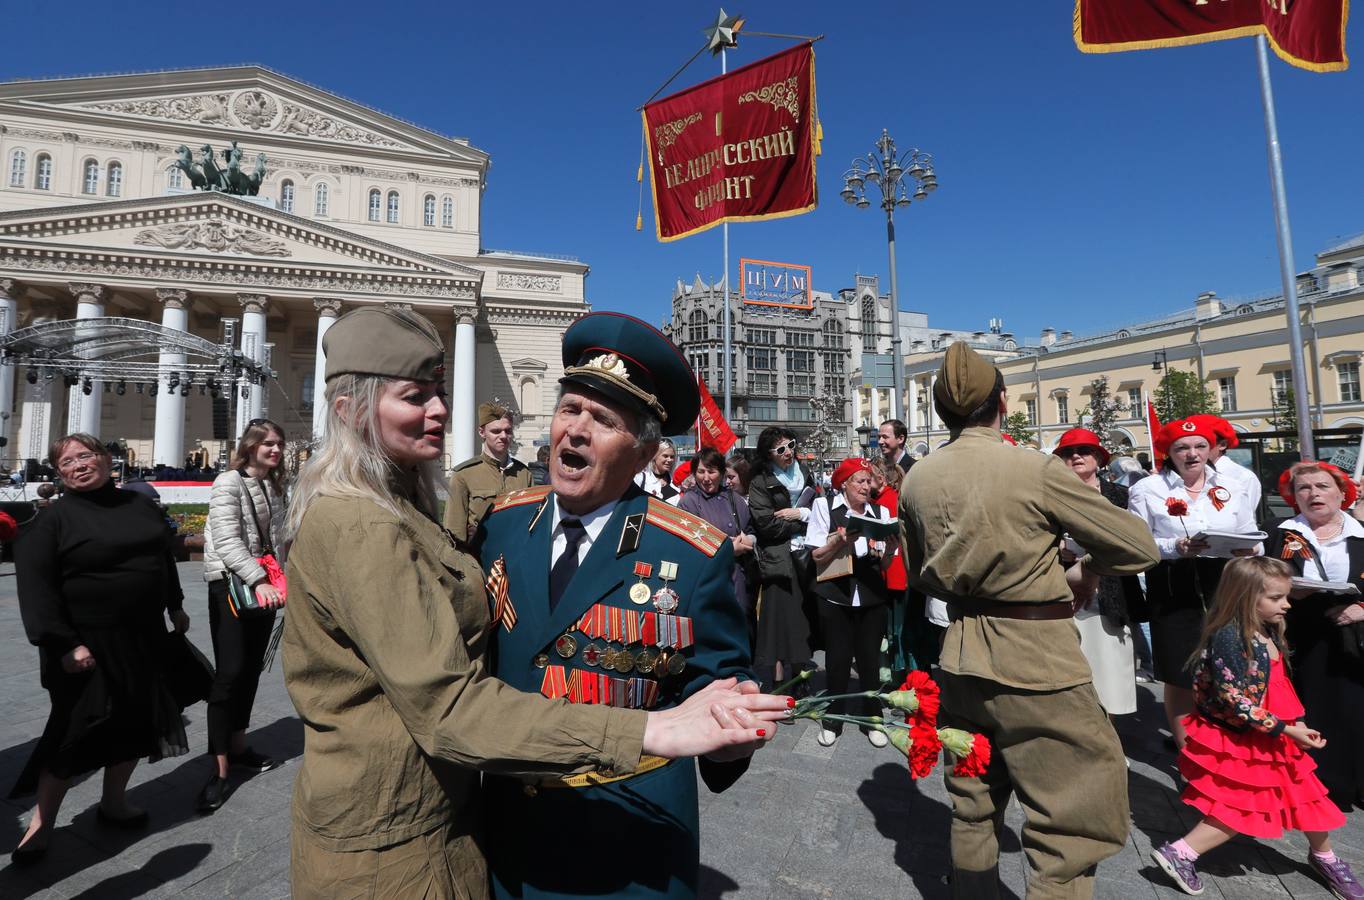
[282,307,786,899]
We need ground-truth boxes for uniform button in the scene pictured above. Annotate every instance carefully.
[523,784,539,797]
[409,549,419,562]
[533,654,549,668]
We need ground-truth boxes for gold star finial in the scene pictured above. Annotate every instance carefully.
[704,9,745,56]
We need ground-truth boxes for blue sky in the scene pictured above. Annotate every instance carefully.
[5,1,1361,341]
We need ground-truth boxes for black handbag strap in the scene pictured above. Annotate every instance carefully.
[236,470,274,556]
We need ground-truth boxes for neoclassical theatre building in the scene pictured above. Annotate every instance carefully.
[0,66,588,470]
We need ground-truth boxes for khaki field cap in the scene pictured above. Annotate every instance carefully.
[478,402,512,426]
[933,342,1000,417]
[322,307,446,383]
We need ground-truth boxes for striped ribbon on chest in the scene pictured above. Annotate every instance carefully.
[539,664,660,709]
[485,555,517,632]
[575,604,694,649]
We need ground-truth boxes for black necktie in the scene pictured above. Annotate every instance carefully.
[549,518,587,611]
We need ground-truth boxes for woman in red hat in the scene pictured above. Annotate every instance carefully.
[1186,414,1262,515]
[806,457,892,747]
[1053,429,1146,719]
[1129,418,1261,749]
[1268,461,1364,811]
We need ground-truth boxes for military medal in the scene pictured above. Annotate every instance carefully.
[533,653,549,669]
[600,648,618,670]
[555,632,578,658]
[582,643,602,667]
[666,653,686,675]
[635,648,659,674]
[652,560,680,614]
[629,562,654,604]
[614,650,636,675]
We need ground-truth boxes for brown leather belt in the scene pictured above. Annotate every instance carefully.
[950,597,1075,621]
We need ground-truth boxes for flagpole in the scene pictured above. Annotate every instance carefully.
[1255,34,1315,461]
[721,45,733,428]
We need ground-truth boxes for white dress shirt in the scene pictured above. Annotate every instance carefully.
[1213,454,1262,513]
[549,497,617,568]
[1128,467,1260,560]
[1279,512,1364,583]
[806,494,885,607]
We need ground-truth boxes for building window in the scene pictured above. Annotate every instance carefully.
[368,188,381,221]
[82,159,99,194]
[747,327,776,345]
[747,373,776,395]
[688,350,708,380]
[423,194,436,227]
[822,352,845,374]
[106,162,122,197]
[1340,361,1361,403]
[746,348,775,371]
[168,166,183,189]
[1056,395,1069,424]
[1273,369,1292,404]
[280,179,295,213]
[822,319,844,349]
[441,196,454,228]
[688,309,709,343]
[787,374,815,396]
[785,330,815,348]
[1218,376,1238,412]
[862,296,878,331]
[749,398,778,421]
[823,375,846,396]
[788,350,814,372]
[1025,398,1038,425]
[386,190,400,224]
[9,150,26,187]
[788,399,815,422]
[314,182,329,216]
[34,154,52,190]
[1127,388,1141,415]
[300,373,315,415]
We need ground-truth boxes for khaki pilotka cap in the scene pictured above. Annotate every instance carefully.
[322,307,446,382]
[933,342,1001,417]
[478,402,512,426]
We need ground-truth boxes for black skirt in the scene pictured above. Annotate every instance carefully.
[1288,595,1364,809]
[10,617,189,797]
[1144,558,1227,690]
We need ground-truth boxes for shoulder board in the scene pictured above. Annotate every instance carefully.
[452,457,483,472]
[490,485,552,514]
[645,497,724,557]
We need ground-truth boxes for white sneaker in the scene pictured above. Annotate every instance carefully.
[868,730,889,749]
[816,728,838,747]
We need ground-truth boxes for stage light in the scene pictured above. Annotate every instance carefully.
[25,370,37,384]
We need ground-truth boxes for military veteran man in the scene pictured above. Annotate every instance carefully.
[899,342,1159,900]
[478,312,760,899]
[444,401,533,541]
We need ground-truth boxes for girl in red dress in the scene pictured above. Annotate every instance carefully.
[1151,557,1362,898]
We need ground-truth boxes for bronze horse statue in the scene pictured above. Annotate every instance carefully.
[167,142,267,196]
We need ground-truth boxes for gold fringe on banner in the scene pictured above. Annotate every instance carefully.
[635,123,648,232]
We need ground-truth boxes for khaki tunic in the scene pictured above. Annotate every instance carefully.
[283,492,645,896]
[444,454,533,541]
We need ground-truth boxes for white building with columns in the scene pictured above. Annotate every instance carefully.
[0,66,588,471]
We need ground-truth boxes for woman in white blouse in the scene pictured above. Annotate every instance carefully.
[807,458,890,748]
[1270,461,1364,810]
[1128,419,1260,749]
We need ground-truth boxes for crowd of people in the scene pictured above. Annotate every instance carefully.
[4,308,1363,899]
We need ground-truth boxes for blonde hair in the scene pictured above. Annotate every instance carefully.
[230,418,287,494]
[1187,556,1293,671]
[285,374,441,542]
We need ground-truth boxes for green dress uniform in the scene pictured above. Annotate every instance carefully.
[898,345,1160,900]
[444,452,533,540]
[478,485,752,899]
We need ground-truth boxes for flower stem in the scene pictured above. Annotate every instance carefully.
[772,668,814,695]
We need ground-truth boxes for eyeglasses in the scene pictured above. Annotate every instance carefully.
[1056,447,1097,459]
[56,451,100,471]
[772,441,795,455]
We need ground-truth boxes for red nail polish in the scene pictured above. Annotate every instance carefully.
[786,697,796,709]
[757,729,767,738]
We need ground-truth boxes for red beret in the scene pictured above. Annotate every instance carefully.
[1277,461,1358,511]
[1155,419,1218,458]
[1052,428,1110,467]
[1185,414,1238,448]
[671,459,692,488]
[831,457,873,492]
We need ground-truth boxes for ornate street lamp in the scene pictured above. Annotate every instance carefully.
[842,129,938,422]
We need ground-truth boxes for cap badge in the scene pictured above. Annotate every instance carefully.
[1181,421,1197,432]
[585,353,629,380]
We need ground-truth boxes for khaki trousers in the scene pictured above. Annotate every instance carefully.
[938,673,1129,900]
[291,819,489,900]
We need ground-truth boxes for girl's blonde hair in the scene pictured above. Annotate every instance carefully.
[1187,556,1294,670]
[285,373,441,542]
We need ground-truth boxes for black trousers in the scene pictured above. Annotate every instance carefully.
[818,600,886,734]
[206,579,275,755]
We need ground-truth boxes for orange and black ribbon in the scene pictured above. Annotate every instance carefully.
[486,556,517,632]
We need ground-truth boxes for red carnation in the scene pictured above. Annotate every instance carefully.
[0,511,17,543]
[951,733,992,778]
[899,671,941,726]
[908,724,942,779]
[1165,497,1188,517]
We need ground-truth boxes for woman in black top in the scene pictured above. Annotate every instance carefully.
[10,433,189,862]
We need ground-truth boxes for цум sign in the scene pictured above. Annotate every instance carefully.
[740,258,812,309]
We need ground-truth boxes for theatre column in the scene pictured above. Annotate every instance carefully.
[907,377,919,431]
[236,294,269,438]
[451,311,476,465]
[0,279,21,454]
[152,289,189,466]
[312,299,342,439]
[66,283,105,436]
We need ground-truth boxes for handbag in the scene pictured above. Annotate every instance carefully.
[225,472,284,618]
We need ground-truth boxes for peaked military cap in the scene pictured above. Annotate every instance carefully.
[323,307,446,383]
[560,312,699,426]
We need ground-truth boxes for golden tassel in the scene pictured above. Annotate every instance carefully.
[637,163,644,182]
[815,119,824,156]
[635,213,643,232]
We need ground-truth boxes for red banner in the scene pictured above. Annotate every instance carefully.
[1075,0,1348,72]
[697,378,737,454]
[643,43,818,242]
[1147,396,1164,469]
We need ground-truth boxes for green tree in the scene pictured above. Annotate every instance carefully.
[1076,376,1127,454]
[1002,411,1036,446]
[1268,386,1298,452]
[1153,369,1217,422]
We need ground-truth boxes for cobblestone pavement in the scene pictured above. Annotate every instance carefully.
[0,563,1359,898]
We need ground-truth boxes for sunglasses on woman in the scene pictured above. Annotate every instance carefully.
[772,441,795,455]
